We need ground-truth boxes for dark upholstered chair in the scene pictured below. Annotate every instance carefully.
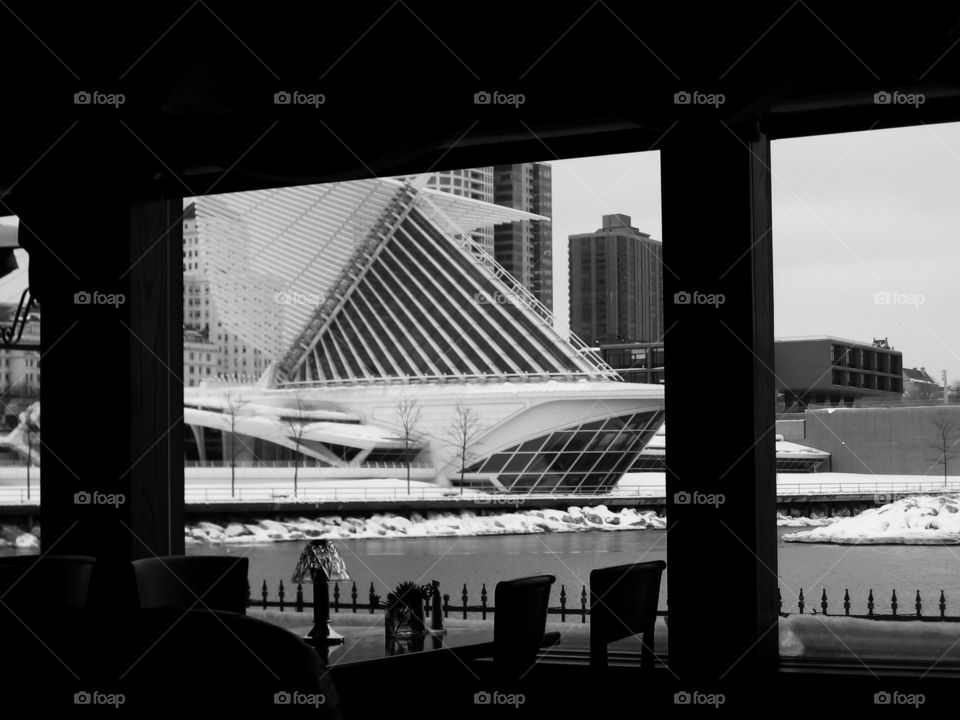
[116,608,344,714]
[130,555,248,614]
[455,573,557,681]
[589,560,665,669]
[4,608,345,715]
[0,554,96,611]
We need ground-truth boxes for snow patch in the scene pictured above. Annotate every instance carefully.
[784,494,960,544]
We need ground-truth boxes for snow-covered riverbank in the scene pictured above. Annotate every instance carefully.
[784,494,960,544]
[184,506,667,544]
[0,507,845,550]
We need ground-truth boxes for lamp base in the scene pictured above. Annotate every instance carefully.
[306,623,344,646]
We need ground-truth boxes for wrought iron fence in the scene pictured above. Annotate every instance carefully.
[247,578,665,623]
[247,579,960,623]
[780,587,960,621]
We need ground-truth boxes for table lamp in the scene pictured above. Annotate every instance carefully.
[292,539,351,657]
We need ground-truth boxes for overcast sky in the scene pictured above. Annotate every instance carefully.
[548,121,960,382]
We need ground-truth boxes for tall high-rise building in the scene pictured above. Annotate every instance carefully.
[493,163,553,311]
[568,214,662,345]
[182,203,268,385]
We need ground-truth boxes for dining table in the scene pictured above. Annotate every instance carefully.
[326,624,497,665]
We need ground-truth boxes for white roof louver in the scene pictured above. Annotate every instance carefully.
[196,177,618,386]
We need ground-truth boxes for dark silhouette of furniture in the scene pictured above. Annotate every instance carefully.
[0,554,96,612]
[0,554,99,706]
[130,555,248,614]
[455,573,557,681]
[589,560,665,669]
[115,608,343,714]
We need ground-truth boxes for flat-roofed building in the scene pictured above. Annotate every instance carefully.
[775,336,903,410]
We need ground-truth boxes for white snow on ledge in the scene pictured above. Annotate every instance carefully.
[183,506,667,544]
[782,614,960,662]
[784,494,960,544]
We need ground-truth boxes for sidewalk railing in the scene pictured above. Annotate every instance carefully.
[776,480,960,496]
[2,479,958,505]
[180,486,636,502]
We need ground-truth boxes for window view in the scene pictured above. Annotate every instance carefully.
[176,153,667,661]
[773,124,960,664]
[0,218,40,552]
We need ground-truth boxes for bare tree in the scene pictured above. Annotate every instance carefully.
[916,383,938,402]
[447,403,482,495]
[394,399,423,495]
[929,410,960,487]
[223,391,250,498]
[284,393,310,497]
[23,404,39,500]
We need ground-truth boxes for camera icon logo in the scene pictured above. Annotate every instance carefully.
[474,91,491,105]
[874,691,891,704]
[74,91,91,105]
[74,691,91,705]
[673,291,691,305]
[274,691,292,705]
[274,91,292,105]
[673,91,691,104]
[673,491,691,505]
[674,691,691,704]
[74,491,91,505]
[873,91,891,105]
[74,291,91,305]
[474,691,491,705]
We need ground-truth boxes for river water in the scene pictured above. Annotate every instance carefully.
[189,528,960,616]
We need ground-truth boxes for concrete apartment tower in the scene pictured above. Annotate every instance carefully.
[568,214,662,345]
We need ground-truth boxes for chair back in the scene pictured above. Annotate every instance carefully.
[0,554,96,611]
[131,555,248,614]
[493,574,556,679]
[589,560,665,668]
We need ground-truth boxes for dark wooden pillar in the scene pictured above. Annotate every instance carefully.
[16,184,184,563]
[662,123,778,680]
